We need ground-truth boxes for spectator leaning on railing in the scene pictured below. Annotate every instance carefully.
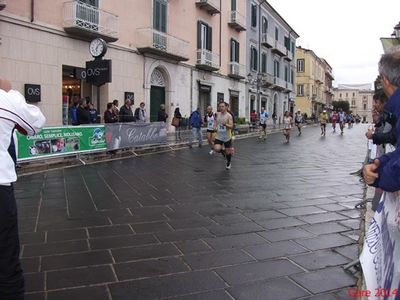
[363,51,400,192]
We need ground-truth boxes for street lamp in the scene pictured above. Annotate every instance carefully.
[247,72,263,113]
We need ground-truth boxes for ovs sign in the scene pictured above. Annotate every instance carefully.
[24,84,41,102]
[85,60,112,87]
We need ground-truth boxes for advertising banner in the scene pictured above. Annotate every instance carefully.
[105,122,167,150]
[360,192,400,299]
[17,125,107,161]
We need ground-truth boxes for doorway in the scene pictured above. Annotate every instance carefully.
[230,95,239,118]
[150,86,165,122]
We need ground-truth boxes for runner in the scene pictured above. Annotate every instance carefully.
[338,108,346,135]
[319,109,329,136]
[282,111,293,143]
[294,109,303,136]
[347,111,354,129]
[331,110,338,133]
[258,107,269,140]
[204,105,216,155]
[213,102,234,170]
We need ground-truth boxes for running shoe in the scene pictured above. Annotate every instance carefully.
[226,161,231,170]
[209,150,214,155]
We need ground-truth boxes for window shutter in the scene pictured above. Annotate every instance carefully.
[231,0,236,11]
[207,26,212,51]
[197,21,201,49]
[230,39,234,62]
[235,41,239,62]
[251,5,257,27]
[160,1,167,33]
[153,1,160,30]
[254,48,258,71]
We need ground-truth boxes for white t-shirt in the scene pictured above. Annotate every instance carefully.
[260,111,268,124]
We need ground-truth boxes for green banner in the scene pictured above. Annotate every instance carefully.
[17,125,107,161]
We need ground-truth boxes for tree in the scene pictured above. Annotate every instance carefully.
[332,100,350,113]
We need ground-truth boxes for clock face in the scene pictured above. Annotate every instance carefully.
[89,38,106,58]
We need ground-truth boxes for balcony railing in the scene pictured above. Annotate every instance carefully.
[272,41,287,56]
[285,82,294,92]
[228,10,246,31]
[195,0,220,14]
[273,76,286,90]
[284,50,293,61]
[136,28,189,61]
[196,49,219,71]
[63,1,118,42]
[261,33,274,48]
[261,73,274,86]
[228,62,246,79]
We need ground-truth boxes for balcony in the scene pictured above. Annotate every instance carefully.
[261,73,274,87]
[136,28,189,62]
[284,50,293,61]
[273,77,286,91]
[196,49,219,71]
[195,0,220,15]
[272,41,287,56]
[261,33,274,48]
[63,1,118,42]
[285,82,294,92]
[228,10,246,31]
[228,62,246,79]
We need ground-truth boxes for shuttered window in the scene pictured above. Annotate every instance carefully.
[251,4,257,27]
[153,0,167,32]
[197,21,212,51]
[230,39,240,62]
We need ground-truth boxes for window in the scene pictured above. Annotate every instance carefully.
[284,36,290,50]
[197,21,212,51]
[261,53,267,73]
[353,92,355,97]
[274,60,280,77]
[81,0,98,7]
[153,0,167,33]
[251,4,257,27]
[217,93,224,104]
[262,16,268,34]
[230,39,239,63]
[346,92,348,97]
[231,0,236,11]
[284,66,288,82]
[291,41,295,53]
[297,84,304,96]
[275,27,279,41]
[297,59,305,72]
[250,46,258,71]
[291,69,294,84]
[351,100,356,106]
[363,103,367,110]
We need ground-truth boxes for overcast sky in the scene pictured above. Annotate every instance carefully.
[267,0,400,87]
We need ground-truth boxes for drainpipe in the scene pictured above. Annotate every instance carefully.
[219,0,222,68]
[31,0,34,22]
[190,68,193,114]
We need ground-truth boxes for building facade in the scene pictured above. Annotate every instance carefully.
[0,0,248,126]
[295,47,334,117]
[332,84,374,123]
[246,0,299,125]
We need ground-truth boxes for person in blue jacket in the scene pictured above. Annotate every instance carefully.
[364,51,400,192]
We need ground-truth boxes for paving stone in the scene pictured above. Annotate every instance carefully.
[290,250,350,270]
[114,257,189,280]
[46,228,87,242]
[37,216,110,231]
[130,221,172,233]
[25,292,45,300]
[339,219,361,230]
[46,265,116,290]
[216,259,304,285]
[341,230,361,241]
[278,206,327,217]
[256,217,306,230]
[166,290,232,300]
[290,267,356,294]
[316,204,348,212]
[47,286,110,300]
[25,272,45,293]
[89,234,158,250]
[333,244,359,260]
[301,222,351,235]
[204,233,267,250]
[212,213,251,225]
[295,233,354,251]
[155,228,213,242]
[111,243,180,263]
[87,225,134,238]
[174,240,212,254]
[297,212,348,224]
[243,210,287,221]
[168,217,214,230]
[21,257,40,273]
[228,277,310,300]
[183,249,254,269]
[207,222,265,236]
[19,232,46,245]
[259,228,315,242]
[244,241,308,260]
[22,240,88,257]
[338,209,361,219]
[302,292,342,300]
[41,250,113,271]
[109,271,226,300]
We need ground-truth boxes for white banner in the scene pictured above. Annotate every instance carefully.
[360,192,400,299]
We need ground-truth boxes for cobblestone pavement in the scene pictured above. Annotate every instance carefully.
[18,124,367,300]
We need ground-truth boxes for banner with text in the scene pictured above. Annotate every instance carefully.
[105,122,167,150]
[17,126,107,161]
[360,192,400,299]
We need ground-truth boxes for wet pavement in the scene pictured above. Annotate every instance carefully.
[18,124,368,300]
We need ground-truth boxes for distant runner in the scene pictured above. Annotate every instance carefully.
[319,109,329,136]
[331,110,338,133]
[338,108,346,135]
[259,107,269,140]
[282,111,293,143]
[294,109,303,136]
[213,102,234,170]
[204,105,216,155]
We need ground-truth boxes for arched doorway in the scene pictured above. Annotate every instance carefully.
[150,68,166,122]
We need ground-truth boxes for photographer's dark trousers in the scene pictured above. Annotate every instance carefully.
[0,185,24,300]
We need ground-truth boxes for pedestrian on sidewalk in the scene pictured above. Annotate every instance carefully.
[104,102,118,123]
[204,106,216,154]
[294,109,303,136]
[363,51,400,192]
[258,107,269,140]
[0,78,46,300]
[172,107,182,141]
[119,99,135,122]
[282,111,293,143]
[250,110,257,131]
[77,99,90,125]
[272,112,277,129]
[157,104,168,122]
[88,102,98,123]
[112,99,119,119]
[188,107,203,148]
[213,102,234,169]
[319,109,329,136]
[134,102,147,123]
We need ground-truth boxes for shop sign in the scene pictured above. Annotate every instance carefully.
[85,59,112,86]
[124,92,135,104]
[24,84,41,102]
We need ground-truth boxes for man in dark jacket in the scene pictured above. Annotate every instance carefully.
[157,104,168,122]
[104,102,118,123]
[77,99,90,125]
[119,99,135,122]
[188,107,203,148]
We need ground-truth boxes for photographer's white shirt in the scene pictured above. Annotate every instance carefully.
[0,89,45,185]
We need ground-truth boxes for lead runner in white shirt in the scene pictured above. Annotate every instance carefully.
[0,78,45,300]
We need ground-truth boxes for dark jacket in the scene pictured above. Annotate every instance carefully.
[372,110,397,146]
[157,109,168,122]
[77,106,90,125]
[104,110,117,123]
[373,88,400,192]
[119,105,135,122]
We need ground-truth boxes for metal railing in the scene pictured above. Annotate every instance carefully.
[261,32,274,47]
[196,49,220,69]
[63,1,118,40]
[229,10,246,29]
[274,76,286,88]
[274,41,287,55]
[195,0,220,12]
[228,62,246,78]
[136,28,189,60]
[261,73,274,86]
[286,82,294,91]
